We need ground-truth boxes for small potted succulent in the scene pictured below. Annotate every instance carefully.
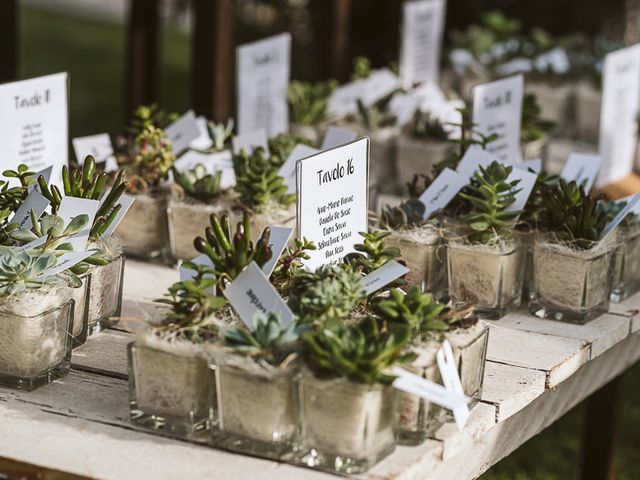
[446,162,525,319]
[604,199,640,302]
[211,311,302,459]
[530,180,613,323]
[0,250,77,390]
[288,79,337,143]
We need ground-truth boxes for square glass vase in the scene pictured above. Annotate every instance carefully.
[0,291,74,391]
[127,339,214,440]
[115,190,169,261]
[212,360,299,459]
[530,241,615,324]
[297,374,396,474]
[447,241,525,319]
[81,254,125,336]
[68,275,91,348]
[611,227,640,302]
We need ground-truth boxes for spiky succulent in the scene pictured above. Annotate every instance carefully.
[537,180,607,250]
[268,133,314,167]
[288,79,338,126]
[0,250,76,295]
[127,104,178,137]
[193,213,272,288]
[521,94,554,144]
[380,199,426,229]
[233,147,295,210]
[302,315,415,384]
[224,311,301,366]
[288,264,365,327]
[346,230,402,275]
[172,164,223,203]
[271,237,316,292]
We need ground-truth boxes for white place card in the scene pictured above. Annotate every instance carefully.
[597,44,640,188]
[72,133,114,165]
[400,0,446,88]
[601,193,640,240]
[223,262,294,327]
[327,81,364,118]
[15,235,47,252]
[99,194,135,240]
[57,197,100,251]
[472,74,524,164]
[389,93,420,127]
[361,68,401,106]
[456,145,494,179]
[418,167,468,220]
[505,167,537,213]
[361,260,409,295]
[9,190,49,230]
[190,116,213,150]
[535,47,570,75]
[560,153,603,193]
[513,158,542,174]
[40,250,95,278]
[165,110,201,156]
[321,126,359,150]
[296,138,369,270]
[237,33,291,136]
[261,226,294,277]
[29,166,53,194]
[0,73,68,186]
[279,144,320,194]
[232,129,269,155]
[173,150,236,190]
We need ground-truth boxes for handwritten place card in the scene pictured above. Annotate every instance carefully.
[72,133,114,165]
[237,33,291,136]
[0,73,68,186]
[224,262,294,327]
[232,129,269,155]
[400,0,446,88]
[296,138,369,270]
[9,190,49,230]
[165,110,201,156]
[560,153,603,193]
[505,167,537,214]
[456,145,494,179]
[472,74,524,164]
[174,150,236,190]
[327,81,364,118]
[601,193,640,240]
[57,197,100,251]
[261,226,294,277]
[418,167,468,220]
[99,194,135,240]
[279,144,320,194]
[40,250,95,278]
[190,116,213,150]
[361,260,409,295]
[514,158,542,174]
[321,126,358,150]
[361,68,401,106]
[15,235,47,252]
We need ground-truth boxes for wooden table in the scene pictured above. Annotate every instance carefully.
[1,259,638,480]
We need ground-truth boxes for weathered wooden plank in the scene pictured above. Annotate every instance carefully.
[72,330,132,378]
[486,324,590,388]
[494,313,630,358]
[434,403,496,460]
[481,361,546,422]
[609,291,640,333]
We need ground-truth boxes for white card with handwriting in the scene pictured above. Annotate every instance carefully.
[165,110,201,155]
[0,73,68,186]
[362,260,409,295]
[72,133,114,165]
[472,74,524,164]
[400,0,446,88]
[261,226,294,277]
[560,153,602,193]
[9,190,49,230]
[297,138,369,270]
[224,262,294,327]
[40,250,95,278]
[237,33,291,136]
[418,167,468,220]
[456,145,495,179]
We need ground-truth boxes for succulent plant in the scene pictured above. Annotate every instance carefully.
[601,198,639,230]
[537,180,607,250]
[224,311,301,366]
[172,164,223,203]
[354,98,397,131]
[351,56,372,81]
[204,119,234,152]
[302,315,415,384]
[0,250,77,295]
[127,104,178,137]
[521,94,554,144]
[346,230,402,276]
[268,133,314,167]
[129,125,176,189]
[458,161,521,244]
[288,264,365,327]
[411,110,450,141]
[270,237,316,292]
[193,213,273,288]
[288,79,338,126]
[0,165,38,242]
[380,199,426,229]
[519,170,559,230]
[233,147,296,210]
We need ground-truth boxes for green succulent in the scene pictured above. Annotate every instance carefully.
[372,287,449,336]
[193,213,273,288]
[351,56,372,81]
[601,199,639,230]
[203,119,234,153]
[354,98,397,131]
[521,94,554,144]
[172,164,223,203]
[288,80,338,126]
[302,315,416,384]
[288,264,365,327]
[0,250,77,295]
[346,230,402,275]
[233,147,296,210]
[128,125,176,189]
[268,133,314,167]
[271,237,316,292]
[0,165,38,242]
[538,180,607,250]
[127,104,178,137]
[224,311,301,366]
[458,161,521,244]
[411,110,450,141]
[520,170,559,229]
[380,199,426,229]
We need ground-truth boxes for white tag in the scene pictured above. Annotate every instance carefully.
[173,150,236,190]
[296,138,369,270]
[399,0,446,88]
[40,250,95,277]
[561,153,603,193]
[436,341,470,429]
[100,194,135,240]
[513,158,542,174]
[9,190,49,229]
[15,235,47,252]
[321,126,359,150]
[535,47,570,75]
[327,81,364,118]
[29,165,53,193]
[165,110,201,156]
[597,44,640,188]
[389,94,420,128]
[261,226,294,277]
[497,57,533,76]
[505,167,537,213]
[232,129,269,155]
[223,262,294,327]
[237,33,291,136]
[616,194,640,215]
[0,73,68,187]
[418,167,468,220]
[190,116,213,150]
[57,197,100,251]
[472,74,524,164]
[72,133,114,165]
[361,260,409,295]
[456,145,495,179]
[361,68,401,106]
[278,144,320,194]
[601,193,640,240]
[180,253,215,295]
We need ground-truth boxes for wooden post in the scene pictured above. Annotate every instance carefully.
[125,0,161,120]
[329,0,352,82]
[191,0,235,122]
[0,0,18,82]
[580,374,624,480]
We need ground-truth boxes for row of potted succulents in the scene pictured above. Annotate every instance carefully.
[0,159,129,390]
[128,214,488,473]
